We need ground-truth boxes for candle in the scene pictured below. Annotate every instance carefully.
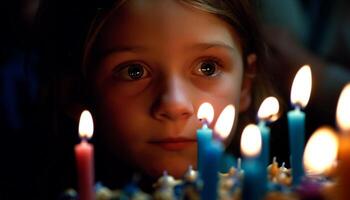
[257,96,280,191]
[299,126,338,199]
[196,102,214,174]
[201,105,235,200]
[241,124,264,200]
[335,83,350,200]
[287,65,312,186]
[201,140,223,200]
[75,110,95,200]
[303,126,338,176]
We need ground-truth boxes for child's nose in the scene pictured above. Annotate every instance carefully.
[152,77,194,121]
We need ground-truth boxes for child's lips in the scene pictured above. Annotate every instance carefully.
[149,137,197,151]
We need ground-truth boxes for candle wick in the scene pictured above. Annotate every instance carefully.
[294,104,302,111]
[199,118,210,127]
[163,171,168,177]
[203,123,209,129]
[237,158,242,170]
[273,156,277,164]
[258,120,267,127]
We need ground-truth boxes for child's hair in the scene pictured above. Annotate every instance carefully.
[80,0,276,154]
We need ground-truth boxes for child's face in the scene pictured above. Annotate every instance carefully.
[92,0,253,178]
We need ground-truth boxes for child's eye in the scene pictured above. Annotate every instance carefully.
[193,59,221,77]
[113,63,150,81]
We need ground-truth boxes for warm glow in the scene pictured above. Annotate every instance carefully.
[79,110,94,139]
[214,105,235,140]
[303,127,338,175]
[336,83,350,132]
[197,102,214,124]
[257,96,280,122]
[290,65,312,108]
[240,124,262,157]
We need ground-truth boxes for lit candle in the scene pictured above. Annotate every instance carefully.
[257,96,280,190]
[299,126,338,199]
[257,97,280,166]
[287,65,312,186]
[196,102,214,174]
[201,105,235,200]
[241,124,264,200]
[75,110,95,200]
[335,83,350,200]
[303,126,338,177]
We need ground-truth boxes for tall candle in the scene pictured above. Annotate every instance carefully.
[258,121,270,168]
[201,140,223,200]
[287,65,312,186]
[288,107,305,185]
[257,96,280,190]
[201,105,235,200]
[241,124,264,200]
[75,110,95,200]
[197,124,213,174]
[335,83,350,200]
[196,102,214,175]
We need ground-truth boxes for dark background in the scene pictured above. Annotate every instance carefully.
[0,0,340,199]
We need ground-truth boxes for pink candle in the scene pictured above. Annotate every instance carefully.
[75,110,95,200]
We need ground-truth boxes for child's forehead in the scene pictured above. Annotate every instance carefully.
[97,0,242,51]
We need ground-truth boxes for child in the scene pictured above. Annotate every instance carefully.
[53,0,274,195]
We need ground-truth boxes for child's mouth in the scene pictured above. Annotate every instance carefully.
[149,137,197,151]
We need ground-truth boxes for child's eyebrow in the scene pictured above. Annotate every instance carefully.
[99,45,148,57]
[190,42,236,52]
[99,42,236,58]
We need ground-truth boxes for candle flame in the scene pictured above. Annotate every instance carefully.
[257,96,280,122]
[336,83,350,132]
[197,102,214,124]
[303,126,338,175]
[240,124,262,157]
[79,110,94,139]
[214,105,235,140]
[290,65,312,108]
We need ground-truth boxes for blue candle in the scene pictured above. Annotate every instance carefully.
[257,96,280,192]
[200,104,235,200]
[288,107,305,186]
[196,124,213,174]
[196,102,214,175]
[242,158,265,200]
[258,121,270,189]
[241,124,264,200]
[257,96,279,168]
[288,65,312,186]
[258,121,270,167]
[200,139,223,200]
